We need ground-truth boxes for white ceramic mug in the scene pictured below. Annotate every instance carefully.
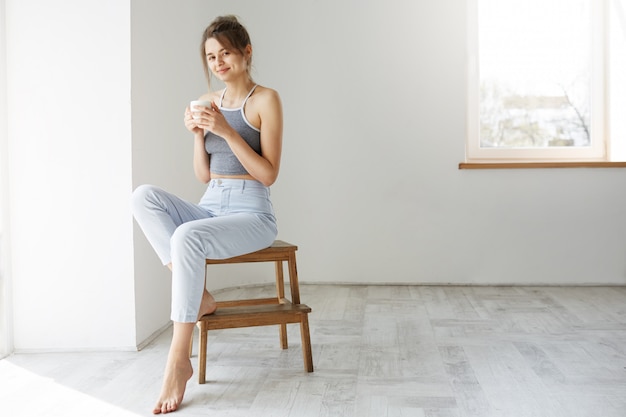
[190,100,212,120]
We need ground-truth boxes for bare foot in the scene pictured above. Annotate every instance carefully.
[198,289,217,319]
[153,358,193,414]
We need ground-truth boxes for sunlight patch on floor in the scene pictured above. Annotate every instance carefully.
[0,360,142,417]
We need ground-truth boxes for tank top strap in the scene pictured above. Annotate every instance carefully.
[242,85,258,107]
[219,85,257,108]
[218,88,228,107]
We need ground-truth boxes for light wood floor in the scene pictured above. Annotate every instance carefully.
[2,284,626,417]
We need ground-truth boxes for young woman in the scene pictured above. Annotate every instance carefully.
[132,15,283,414]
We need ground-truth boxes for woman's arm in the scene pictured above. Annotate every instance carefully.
[184,103,213,183]
[192,130,211,183]
[252,89,283,186]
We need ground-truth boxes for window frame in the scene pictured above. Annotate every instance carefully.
[466,0,608,163]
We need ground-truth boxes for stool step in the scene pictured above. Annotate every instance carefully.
[216,297,281,308]
[198,302,312,331]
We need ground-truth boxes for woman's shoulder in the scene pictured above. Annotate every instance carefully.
[254,85,280,99]
[251,85,281,109]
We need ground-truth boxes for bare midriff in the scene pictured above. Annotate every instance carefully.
[210,173,256,181]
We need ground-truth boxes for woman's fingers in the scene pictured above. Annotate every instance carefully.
[184,106,203,133]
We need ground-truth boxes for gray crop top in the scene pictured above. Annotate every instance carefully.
[204,85,261,175]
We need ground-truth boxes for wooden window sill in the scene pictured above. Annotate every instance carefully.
[459,162,626,169]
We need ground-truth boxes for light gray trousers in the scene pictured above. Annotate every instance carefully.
[131,179,277,322]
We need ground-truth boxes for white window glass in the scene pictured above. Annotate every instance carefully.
[467,0,607,161]
[610,0,626,161]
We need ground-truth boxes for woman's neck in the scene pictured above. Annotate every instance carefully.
[222,79,255,106]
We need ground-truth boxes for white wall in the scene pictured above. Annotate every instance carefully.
[0,0,12,358]
[276,0,626,286]
[5,0,626,352]
[288,0,626,286]
[6,0,136,351]
[134,0,626,287]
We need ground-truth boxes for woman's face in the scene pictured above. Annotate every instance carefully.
[204,37,250,82]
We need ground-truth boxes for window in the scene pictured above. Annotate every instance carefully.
[466,0,626,163]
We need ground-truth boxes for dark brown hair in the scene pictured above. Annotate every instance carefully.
[200,15,252,88]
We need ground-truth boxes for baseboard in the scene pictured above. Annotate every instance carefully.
[210,281,626,293]
[299,281,626,287]
[136,321,172,351]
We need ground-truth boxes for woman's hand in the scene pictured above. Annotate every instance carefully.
[188,103,234,139]
[184,106,205,136]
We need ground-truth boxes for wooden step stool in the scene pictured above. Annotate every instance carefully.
[195,240,314,384]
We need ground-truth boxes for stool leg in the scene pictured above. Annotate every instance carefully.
[279,324,288,349]
[274,260,285,300]
[288,252,301,304]
[198,323,208,384]
[300,313,314,372]
[275,260,288,349]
